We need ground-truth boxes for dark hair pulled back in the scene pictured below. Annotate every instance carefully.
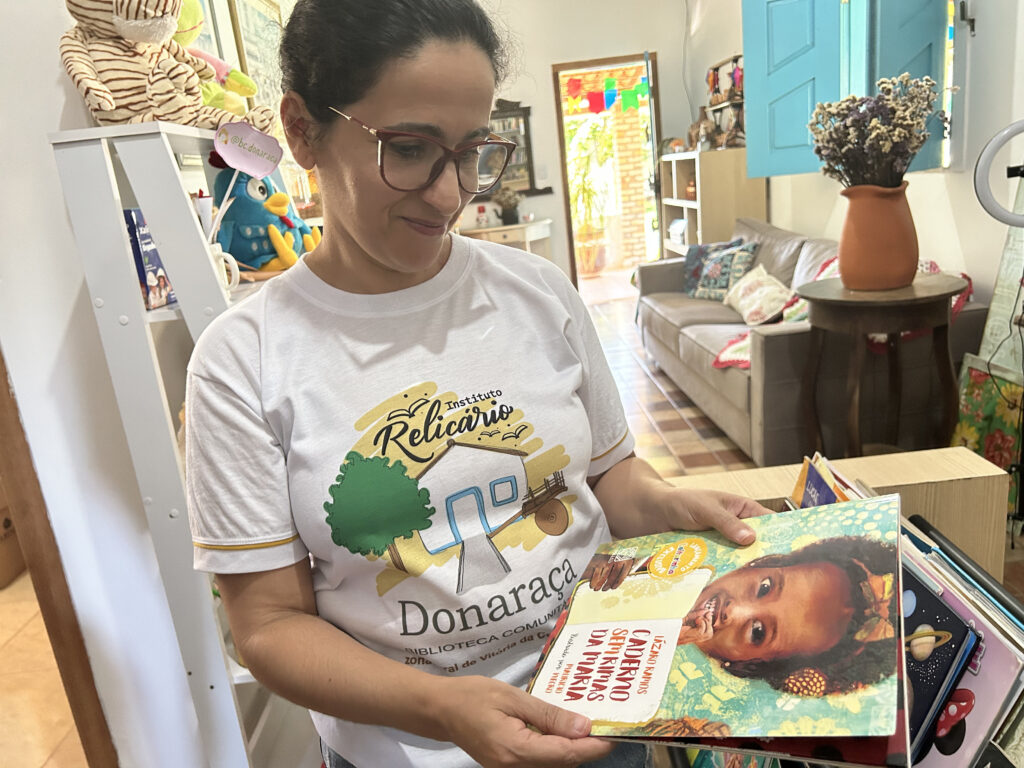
[280,0,507,124]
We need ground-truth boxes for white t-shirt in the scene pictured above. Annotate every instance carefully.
[185,235,635,767]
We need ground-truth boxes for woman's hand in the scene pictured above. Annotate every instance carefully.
[591,454,772,542]
[663,488,772,545]
[437,675,615,768]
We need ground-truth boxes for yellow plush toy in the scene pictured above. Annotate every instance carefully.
[60,0,275,131]
[172,0,255,118]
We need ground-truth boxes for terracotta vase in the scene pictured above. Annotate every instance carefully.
[837,181,918,290]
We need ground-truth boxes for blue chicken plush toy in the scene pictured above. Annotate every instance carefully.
[210,151,321,271]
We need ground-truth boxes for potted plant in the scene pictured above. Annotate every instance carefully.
[492,184,524,226]
[566,115,614,275]
[808,73,945,290]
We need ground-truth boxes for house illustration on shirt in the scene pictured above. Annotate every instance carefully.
[417,440,567,594]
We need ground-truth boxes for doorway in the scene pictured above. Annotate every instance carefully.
[552,54,661,298]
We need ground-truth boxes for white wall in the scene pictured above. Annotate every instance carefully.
[1,4,207,767]
[472,0,696,276]
[679,0,1024,304]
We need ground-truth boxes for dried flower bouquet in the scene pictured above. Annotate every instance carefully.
[808,74,944,188]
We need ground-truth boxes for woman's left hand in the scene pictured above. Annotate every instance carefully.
[663,488,772,546]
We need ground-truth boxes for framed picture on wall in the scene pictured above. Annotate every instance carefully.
[190,0,222,57]
[226,0,284,114]
[224,0,320,223]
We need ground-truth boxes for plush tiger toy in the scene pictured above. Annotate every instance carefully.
[60,0,275,131]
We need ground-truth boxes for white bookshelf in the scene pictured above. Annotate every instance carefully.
[50,121,317,767]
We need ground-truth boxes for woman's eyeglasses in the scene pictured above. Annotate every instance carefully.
[328,108,517,195]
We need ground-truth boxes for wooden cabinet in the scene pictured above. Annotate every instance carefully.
[658,147,766,256]
[671,447,1007,581]
[460,218,553,259]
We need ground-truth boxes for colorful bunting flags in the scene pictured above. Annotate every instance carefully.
[564,75,650,115]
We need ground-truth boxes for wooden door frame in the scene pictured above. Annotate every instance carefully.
[0,346,118,766]
[551,53,662,287]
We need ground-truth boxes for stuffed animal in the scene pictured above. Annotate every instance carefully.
[60,0,274,131]
[211,152,321,272]
[173,0,256,118]
[685,107,720,151]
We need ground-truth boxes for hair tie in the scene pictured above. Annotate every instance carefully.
[851,558,896,644]
[783,668,828,697]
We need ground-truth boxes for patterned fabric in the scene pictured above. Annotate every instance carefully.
[723,264,794,325]
[681,238,744,296]
[693,242,758,301]
[713,257,839,370]
[952,363,1022,516]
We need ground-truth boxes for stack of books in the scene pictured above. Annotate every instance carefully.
[527,453,1024,768]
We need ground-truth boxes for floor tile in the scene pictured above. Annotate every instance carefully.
[42,727,88,768]
[0,597,39,649]
[0,667,75,767]
[0,570,36,605]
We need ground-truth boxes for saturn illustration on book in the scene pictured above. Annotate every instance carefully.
[905,625,954,661]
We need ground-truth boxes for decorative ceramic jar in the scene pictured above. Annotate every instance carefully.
[838,181,918,291]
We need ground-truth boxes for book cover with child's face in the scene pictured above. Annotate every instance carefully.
[529,496,902,740]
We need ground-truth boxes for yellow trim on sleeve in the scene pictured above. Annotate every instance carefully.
[193,533,300,551]
[592,429,630,461]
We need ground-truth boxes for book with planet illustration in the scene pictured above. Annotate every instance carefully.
[900,567,978,761]
[527,495,904,747]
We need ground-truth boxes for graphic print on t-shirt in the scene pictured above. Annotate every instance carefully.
[323,383,574,596]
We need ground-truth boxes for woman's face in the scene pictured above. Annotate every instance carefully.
[307,40,496,293]
[683,561,855,663]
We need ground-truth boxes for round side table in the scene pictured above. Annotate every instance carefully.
[796,273,968,458]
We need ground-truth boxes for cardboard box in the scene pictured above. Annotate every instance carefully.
[0,507,25,589]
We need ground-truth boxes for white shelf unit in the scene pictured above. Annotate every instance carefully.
[658,147,766,255]
[50,122,317,767]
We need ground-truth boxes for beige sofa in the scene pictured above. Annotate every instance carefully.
[636,219,988,467]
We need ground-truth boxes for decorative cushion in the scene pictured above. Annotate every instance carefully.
[681,238,744,296]
[781,256,840,321]
[693,242,758,301]
[723,264,794,325]
[791,238,840,290]
[733,218,807,287]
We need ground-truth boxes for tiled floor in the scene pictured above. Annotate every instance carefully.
[0,569,87,768]
[2,272,1023,767]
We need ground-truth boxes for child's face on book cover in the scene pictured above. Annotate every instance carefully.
[682,561,856,663]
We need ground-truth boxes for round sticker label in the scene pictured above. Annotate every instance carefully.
[648,538,707,578]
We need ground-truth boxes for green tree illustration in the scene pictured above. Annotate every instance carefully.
[324,451,435,570]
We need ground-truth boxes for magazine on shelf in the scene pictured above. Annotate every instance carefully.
[527,495,904,754]
[123,208,176,311]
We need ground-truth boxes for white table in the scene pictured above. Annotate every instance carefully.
[460,218,553,260]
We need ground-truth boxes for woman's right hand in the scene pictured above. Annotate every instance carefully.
[437,675,615,768]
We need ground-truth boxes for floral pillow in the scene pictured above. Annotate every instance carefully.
[681,238,744,296]
[723,264,794,325]
[694,242,759,301]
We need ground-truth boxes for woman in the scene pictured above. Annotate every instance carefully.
[677,536,899,696]
[185,1,770,766]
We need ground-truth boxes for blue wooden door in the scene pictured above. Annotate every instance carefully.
[742,0,841,178]
[871,0,949,171]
